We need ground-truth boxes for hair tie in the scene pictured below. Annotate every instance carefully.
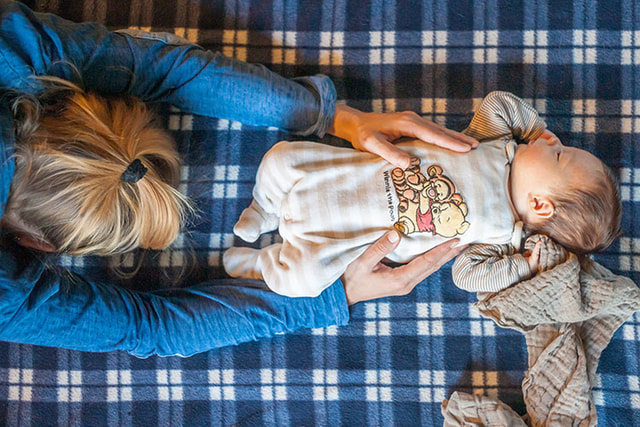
[121,159,148,183]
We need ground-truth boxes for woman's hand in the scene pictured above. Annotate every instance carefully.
[328,105,479,169]
[341,231,466,305]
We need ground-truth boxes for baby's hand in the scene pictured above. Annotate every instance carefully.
[538,130,560,145]
[523,240,542,274]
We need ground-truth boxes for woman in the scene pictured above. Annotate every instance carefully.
[0,2,475,357]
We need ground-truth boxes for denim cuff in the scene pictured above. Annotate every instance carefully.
[324,279,351,326]
[293,75,337,137]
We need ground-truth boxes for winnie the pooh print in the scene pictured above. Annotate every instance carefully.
[391,158,470,238]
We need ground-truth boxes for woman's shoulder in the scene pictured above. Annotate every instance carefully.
[0,3,50,93]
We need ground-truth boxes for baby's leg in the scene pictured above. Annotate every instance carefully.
[223,247,264,280]
[224,242,337,297]
[256,241,346,297]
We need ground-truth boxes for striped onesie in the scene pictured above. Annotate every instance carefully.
[224,91,545,296]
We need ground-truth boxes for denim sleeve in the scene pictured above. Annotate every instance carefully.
[0,247,350,357]
[0,2,336,136]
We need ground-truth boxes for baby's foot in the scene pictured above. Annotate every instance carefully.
[233,200,279,242]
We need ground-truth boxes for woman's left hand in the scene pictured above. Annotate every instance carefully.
[328,105,479,169]
[341,231,466,305]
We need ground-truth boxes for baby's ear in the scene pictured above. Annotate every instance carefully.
[529,196,555,220]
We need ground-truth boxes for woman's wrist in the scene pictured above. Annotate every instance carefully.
[327,104,361,143]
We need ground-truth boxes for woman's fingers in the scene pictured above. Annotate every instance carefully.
[359,134,412,169]
[341,233,466,305]
[329,105,479,168]
[357,230,401,271]
[392,240,466,291]
[400,114,479,151]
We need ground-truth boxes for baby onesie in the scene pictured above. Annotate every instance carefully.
[224,91,545,296]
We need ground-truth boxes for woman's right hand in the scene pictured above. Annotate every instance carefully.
[328,105,479,169]
[341,231,466,305]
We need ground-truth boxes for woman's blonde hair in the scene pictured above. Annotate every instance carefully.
[5,78,192,256]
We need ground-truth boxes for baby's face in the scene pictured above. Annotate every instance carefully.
[509,131,602,222]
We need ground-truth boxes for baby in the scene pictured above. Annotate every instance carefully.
[224,91,621,297]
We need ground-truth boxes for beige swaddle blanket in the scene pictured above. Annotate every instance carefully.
[441,235,640,426]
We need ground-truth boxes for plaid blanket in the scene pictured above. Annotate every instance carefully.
[2,0,639,425]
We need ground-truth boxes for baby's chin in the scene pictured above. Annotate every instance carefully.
[511,144,526,164]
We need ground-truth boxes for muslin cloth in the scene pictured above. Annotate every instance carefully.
[442,235,640,426]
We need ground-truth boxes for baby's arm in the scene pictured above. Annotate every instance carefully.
[463,91,547,143]
[452,242,541,293]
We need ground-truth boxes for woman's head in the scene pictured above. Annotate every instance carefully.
[4,82,191,256]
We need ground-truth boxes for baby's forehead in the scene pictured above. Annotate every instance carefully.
[566,148,605,181]
[571,147,602,166]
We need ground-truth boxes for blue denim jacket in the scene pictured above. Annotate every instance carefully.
[0,2,349,357]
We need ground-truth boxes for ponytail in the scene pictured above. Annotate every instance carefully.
[5,81,192,256]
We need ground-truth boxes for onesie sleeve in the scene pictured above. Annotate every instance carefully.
[452,243,533,293]
[463,91,547,143]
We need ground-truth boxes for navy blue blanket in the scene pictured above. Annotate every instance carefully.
[2,1,639,425]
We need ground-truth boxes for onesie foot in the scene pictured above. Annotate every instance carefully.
[233,200,280,242]
[223,247,264,280]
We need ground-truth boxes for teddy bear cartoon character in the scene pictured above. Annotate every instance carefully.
[392,157,433,234]
[391,157,425,214]
[430,199,470,237]
[424,165,456,201]
[391,159,470,238]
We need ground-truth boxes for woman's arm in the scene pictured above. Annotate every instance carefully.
[0,242,349,357]
[0,231,463,357]
[0,2,335,136]
[0,2,478,167]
